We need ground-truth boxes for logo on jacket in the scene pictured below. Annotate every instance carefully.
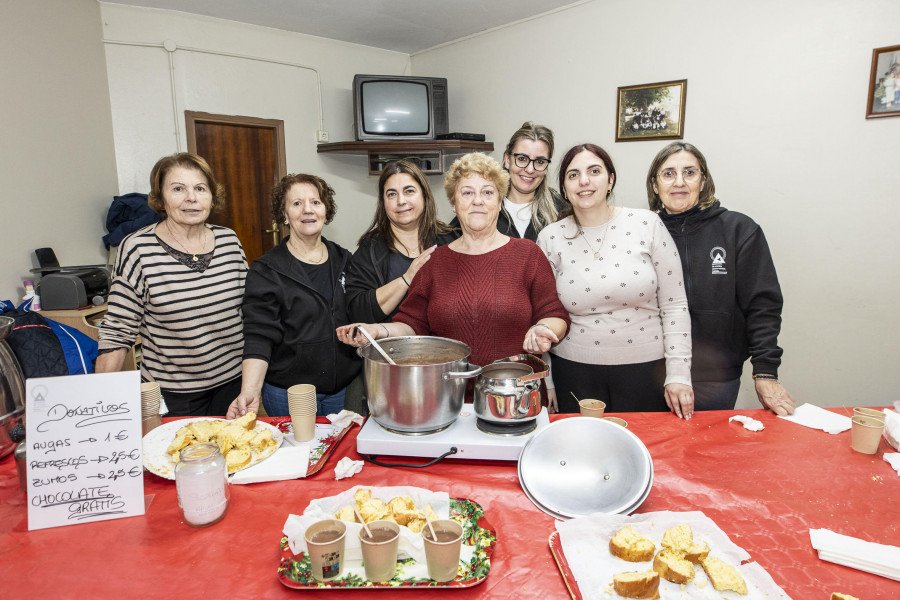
[710,247,727,275]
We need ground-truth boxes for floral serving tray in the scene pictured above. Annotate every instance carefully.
[277,497,496,590]
[270,417,354,477]
[549,531,582,600]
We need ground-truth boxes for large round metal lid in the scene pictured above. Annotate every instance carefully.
[517,417,653,518]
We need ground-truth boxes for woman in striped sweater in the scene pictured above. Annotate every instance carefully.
[97,153,247,416]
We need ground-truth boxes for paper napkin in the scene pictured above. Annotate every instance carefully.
[327,409,365,430]
[809,528,900,581]
[883,406,900,450]
[334,456,363,480]
[230,446,310,484]
[729,415,765,431]
[883,452,900,475]
[778,402,851,434]
[283,486,450,563]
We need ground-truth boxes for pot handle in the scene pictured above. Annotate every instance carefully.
[494,353,549,384]
[443,364,482,380]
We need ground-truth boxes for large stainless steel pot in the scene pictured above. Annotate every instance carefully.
[358,336,481,435]
[474,354,548,424]
[0,316,26,459]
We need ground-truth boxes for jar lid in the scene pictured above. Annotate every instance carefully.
[180,442,220,461]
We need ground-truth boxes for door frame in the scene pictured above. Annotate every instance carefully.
[185,111,288,176]
[184,110,289,251]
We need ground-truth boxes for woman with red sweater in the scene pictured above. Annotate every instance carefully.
[338,153,569,388]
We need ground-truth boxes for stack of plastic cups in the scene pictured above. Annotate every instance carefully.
[140,382,163,436]
[287,384,317,442]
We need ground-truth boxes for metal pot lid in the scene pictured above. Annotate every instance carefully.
[517,417,653,518]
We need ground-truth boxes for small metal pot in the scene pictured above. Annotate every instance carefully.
[473,354,548,424]
[0,316,26,460]
[358,336,481,435]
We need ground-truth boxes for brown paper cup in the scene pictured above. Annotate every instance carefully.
[579,399,606,418]
[291,413,316,442]
[359,520,400,582]
[603,417,628,428]
[853,407,885,422]
[851,415,884,454]
[304,519,347,582]
[141,413,162,437]
[422,519,463,582]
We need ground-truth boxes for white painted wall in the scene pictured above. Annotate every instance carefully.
[411,0,900,408]
[0,0,118,301]
[8,1,894,409]
[100,3,412,252]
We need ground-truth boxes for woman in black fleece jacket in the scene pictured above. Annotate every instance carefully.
[345,160,456,324]
[646,142,795,415]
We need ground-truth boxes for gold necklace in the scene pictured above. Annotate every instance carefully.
[578,207,616,259]
[166,221,208,261]
[290,238,326,264]
[580,230,605,260]
[395,237,421,257]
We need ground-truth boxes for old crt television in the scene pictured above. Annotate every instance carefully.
[353,74,449,141]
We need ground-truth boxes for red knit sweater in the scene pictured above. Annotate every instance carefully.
[394,238,570,367]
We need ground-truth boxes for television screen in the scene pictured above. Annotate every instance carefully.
[360,80,430,136]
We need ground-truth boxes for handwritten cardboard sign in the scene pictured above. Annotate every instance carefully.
[26,371,145,531]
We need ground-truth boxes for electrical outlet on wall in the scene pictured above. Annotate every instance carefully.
[316,130,329,142]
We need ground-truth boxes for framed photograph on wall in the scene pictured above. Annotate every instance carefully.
[866,44,900,119]
[616,79,687,142]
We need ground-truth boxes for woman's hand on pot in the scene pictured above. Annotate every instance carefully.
[336,323,382,347]
[404,245,437,282]
[524,323,559,354]
[664,383,694,419]
[755,379,795,416]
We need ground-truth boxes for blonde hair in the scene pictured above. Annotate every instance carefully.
[443,153,509,205]
[503,121,559,233]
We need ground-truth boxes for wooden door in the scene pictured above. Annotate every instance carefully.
[185,111,287,264]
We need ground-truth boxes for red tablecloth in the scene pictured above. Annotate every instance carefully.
[1,409,898,599]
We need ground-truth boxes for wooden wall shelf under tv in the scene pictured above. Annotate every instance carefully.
[317,140,494,175]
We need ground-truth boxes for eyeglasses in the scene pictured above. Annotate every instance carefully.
[511,153,551,172]
[657,167,702,183]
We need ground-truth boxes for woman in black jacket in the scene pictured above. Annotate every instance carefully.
[227,174,360,419]
[646,142,794,415]
[345,160,456,323]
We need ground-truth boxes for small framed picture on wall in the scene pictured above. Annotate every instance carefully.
[616,79,687,142]
[866,44,900,119]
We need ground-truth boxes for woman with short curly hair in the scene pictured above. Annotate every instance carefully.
[228,173,360,419]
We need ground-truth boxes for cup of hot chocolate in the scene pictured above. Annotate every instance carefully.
[578,399,606,418]
[421,519,463,582]
[358,519,401,582]
[304,519,347,582]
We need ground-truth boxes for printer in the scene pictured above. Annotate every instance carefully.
[38,267,110,310]
[33,248,109,310]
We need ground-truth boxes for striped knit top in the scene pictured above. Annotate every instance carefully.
[99,223,247,392]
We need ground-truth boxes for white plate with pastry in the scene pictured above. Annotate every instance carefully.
[143,413,283,480]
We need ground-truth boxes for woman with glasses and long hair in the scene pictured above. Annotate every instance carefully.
[451,121,562,241]
[536,143,693,417]
[646,142,794,415]
[346,160,457,323]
